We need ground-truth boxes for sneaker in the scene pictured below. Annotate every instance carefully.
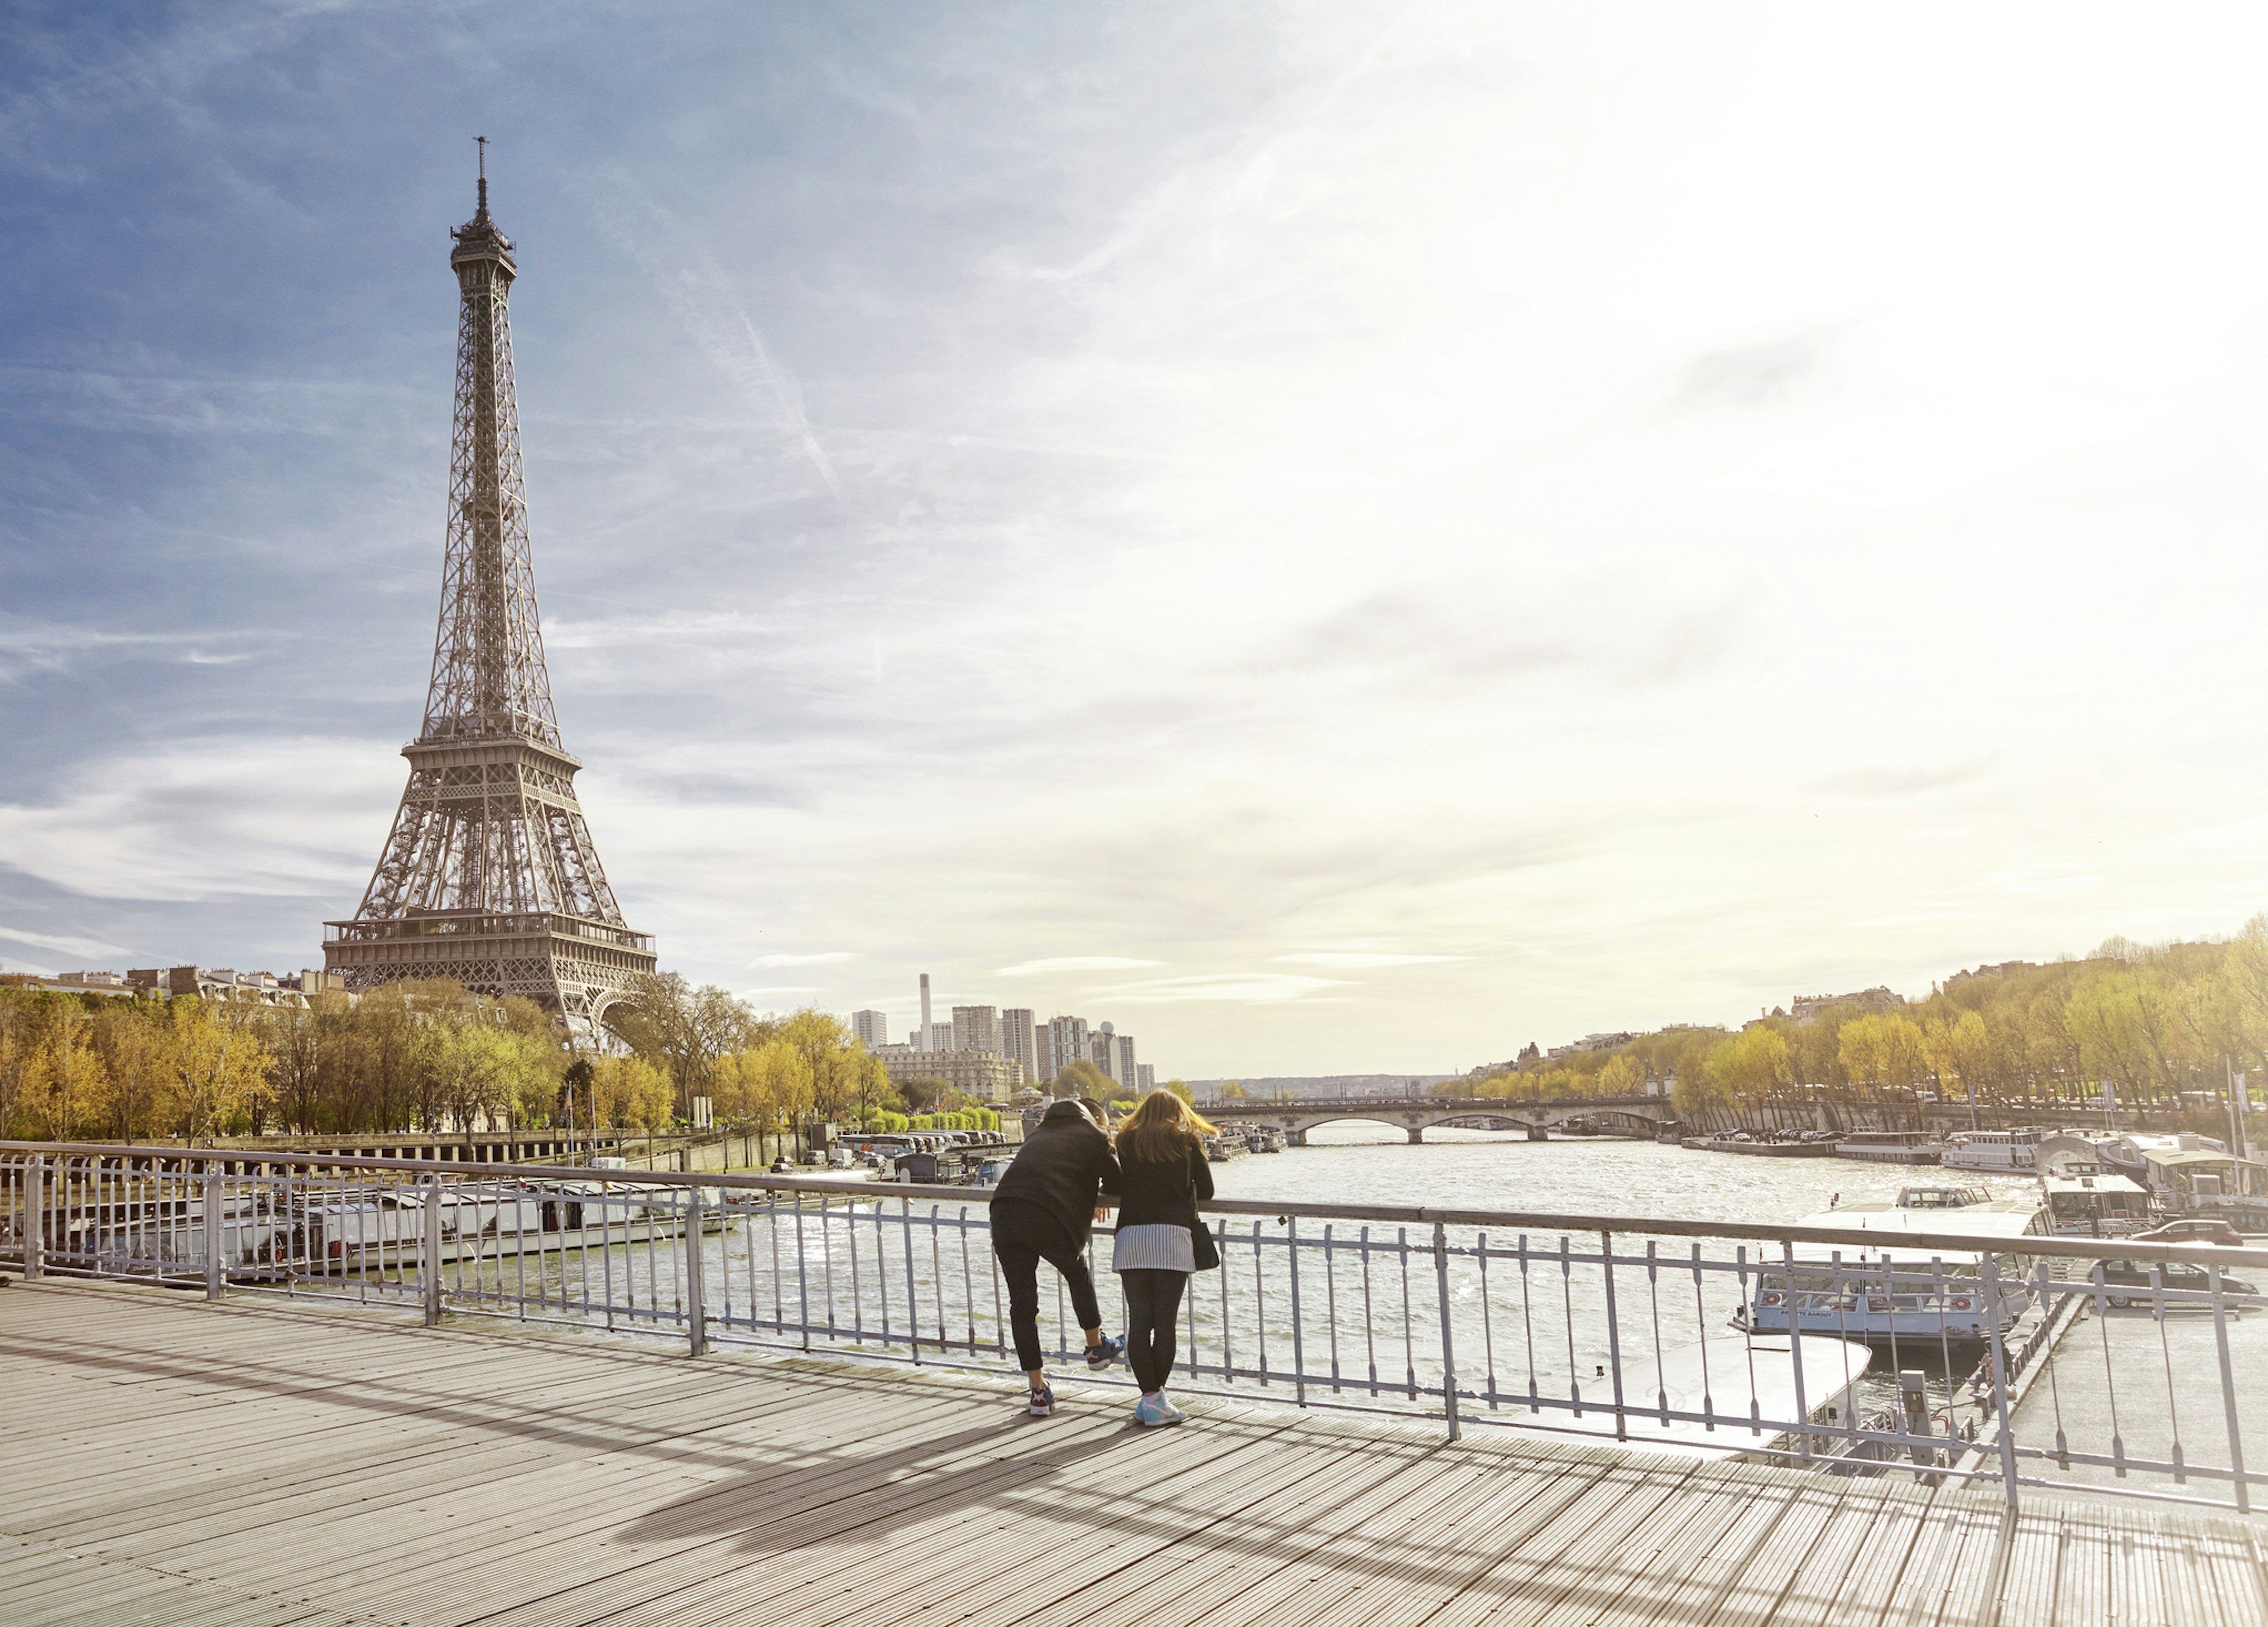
[1155,1395,1186,1423]
[1028,1384,1054,1417]
[1086,1335,1125,1371]
[1133,1393,1172,1427]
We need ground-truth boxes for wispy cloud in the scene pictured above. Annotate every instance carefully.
[580,168,843,502]
[1273,952,1467,968]
[997,956,1165,977]
[0,923,128,961]
[1099,973,1348,1004]
[752,951,856,968]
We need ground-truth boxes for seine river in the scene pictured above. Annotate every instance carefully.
[1206,1121,2043,1221]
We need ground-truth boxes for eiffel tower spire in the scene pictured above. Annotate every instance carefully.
[325,154,656,1040]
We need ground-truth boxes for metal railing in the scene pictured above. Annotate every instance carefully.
[2,1141,2260,1516]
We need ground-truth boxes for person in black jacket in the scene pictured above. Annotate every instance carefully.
[991,1098,1123,1414]
[1108,1091,1216,1426]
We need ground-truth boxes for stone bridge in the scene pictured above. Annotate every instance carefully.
[1205,1094,1679,1146]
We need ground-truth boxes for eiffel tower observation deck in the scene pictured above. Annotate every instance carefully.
[324,148,656,1040]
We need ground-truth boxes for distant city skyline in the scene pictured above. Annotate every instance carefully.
[6,9,2268,1077]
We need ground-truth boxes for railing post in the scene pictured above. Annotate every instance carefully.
[1979,1251,2019,1508]
[22,1156,43,1282]
[1288,1217,1306,1408]
[423,1175,444,1327]
[1784,1241,1812,1463]
[203,1161,223,1301]
[1433,1222,1459,1441]
[685,1188,708,1358]
[2210,1263,2250,1514]
[1600,1229,1626,1441]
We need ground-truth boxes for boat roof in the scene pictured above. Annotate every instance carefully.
[1785,1199,2043,1258]
[2041,1172,2147,1196]
[2140,1148,2236,1168]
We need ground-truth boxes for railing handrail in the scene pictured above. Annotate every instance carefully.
[4,1139,2261,1269]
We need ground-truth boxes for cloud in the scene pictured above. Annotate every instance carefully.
[0,924,129,961]
[996,956,1165,977]
[1272,952,1468,968]
[1813,757,2000,800]
[1097,973,1349,1004]
[0,619,284,683]
[751,951,856,968]
[580,169,843,501]
[0,737,395,902]
[1672,329,1839,412]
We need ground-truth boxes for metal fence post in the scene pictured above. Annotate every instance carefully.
[1600,1229,1627,1442]
[22,1156,43,1281]
[1433,1222,1459,1441]
[2210,1264,2250,1515]
[1980,1251,2020,1508]
[685,1189,708,1358]
[203,1161,223,1301]
[423,1176,444,1327]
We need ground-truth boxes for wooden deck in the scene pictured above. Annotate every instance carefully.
[0,1279,2260,1626]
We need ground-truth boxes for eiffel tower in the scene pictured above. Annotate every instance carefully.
[324,147,656,1040]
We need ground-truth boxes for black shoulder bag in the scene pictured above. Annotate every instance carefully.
[1188,1150,1221,1271]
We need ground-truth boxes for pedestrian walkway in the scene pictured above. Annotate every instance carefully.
[0,1279,2259,1625]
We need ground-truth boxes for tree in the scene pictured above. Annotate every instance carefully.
[1215,1079,1248,1101]
[92,1003,161,1141]
[1595,1053,1645,1096]
[1162,1078,1193,1104]
[1922,1010,1992,1107]
[164,1001,272,1138]
[604,972,767,1115]
[1050,1059,1114,1101]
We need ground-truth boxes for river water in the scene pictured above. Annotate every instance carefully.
[1206,1122,2044,1221]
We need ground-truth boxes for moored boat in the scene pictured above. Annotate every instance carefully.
[1941,1128,2048,1172]
[1733,1187,2047,1348]
[1833,1130,1946,1166]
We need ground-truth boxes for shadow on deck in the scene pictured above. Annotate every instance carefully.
[0,1278,2259,1626]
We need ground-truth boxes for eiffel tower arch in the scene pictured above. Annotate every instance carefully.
[325,151,657,1043]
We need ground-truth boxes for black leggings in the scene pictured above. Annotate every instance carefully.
[1120,1268,1188,1393]
[992,1203,1103,1374]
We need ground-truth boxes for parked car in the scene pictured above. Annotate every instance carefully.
[2132,1218,2247,1248]
[2092,1258,2257,1308]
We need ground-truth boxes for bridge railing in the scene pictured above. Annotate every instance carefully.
[2,1141,2259,1516]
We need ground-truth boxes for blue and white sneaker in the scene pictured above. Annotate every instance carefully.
[1028,1384,1054,1417]
[1134,1393,1182,1427]
[1086,1335,1125,1371]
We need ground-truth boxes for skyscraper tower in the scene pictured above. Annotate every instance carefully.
[324,147,656,1040]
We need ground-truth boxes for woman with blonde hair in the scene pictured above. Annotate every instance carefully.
[1109,1091,1219,1426]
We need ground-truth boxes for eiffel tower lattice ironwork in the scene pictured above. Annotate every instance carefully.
[325,151,656,1039]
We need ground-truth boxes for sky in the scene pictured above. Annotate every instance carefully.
[4,4,2268,1079]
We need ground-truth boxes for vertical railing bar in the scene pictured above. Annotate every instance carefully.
[1434,1221,1459,1441]
[1288,1217,1306,1406]
[1601,1229,1626,1442]
[1980,1251,2018,1506]
[1784,1240,1811,1464]
[2210,1263,2250,1514]
[901,1196,921,1365]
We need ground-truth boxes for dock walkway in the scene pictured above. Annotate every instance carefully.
[1,1280,2260,1626]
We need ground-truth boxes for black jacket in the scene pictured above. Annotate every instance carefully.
[1113,1141,1213,1232]
[992,1102,1121,1248]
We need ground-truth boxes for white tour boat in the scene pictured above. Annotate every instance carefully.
[1940,1128,2049,1172]
[2039,1170,2150,1236]
[1733,1187,2047,1348]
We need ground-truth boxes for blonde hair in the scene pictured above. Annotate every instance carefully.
[1116,1090,1217,1163]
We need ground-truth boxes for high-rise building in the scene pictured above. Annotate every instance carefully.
[918,973,933,1050]
[999,1008,1038,1082]
[321,154,654,1040]
[924,1021,953,1052]
[1048,1016,1089,1082]
[1136,1063,1155,1093]
[1034,1024,1055,1082]
[1115,1033,1138,1089]
[851,1009,891,1050]
[951,1005,1000,1055]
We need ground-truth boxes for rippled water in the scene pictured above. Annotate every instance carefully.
[1208,1122,2045,1222]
